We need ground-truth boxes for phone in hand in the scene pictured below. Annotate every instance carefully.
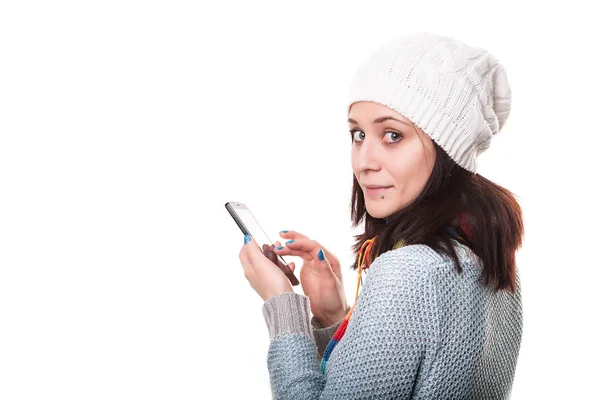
[225,201,300,286]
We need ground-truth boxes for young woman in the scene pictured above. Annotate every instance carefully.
[239,32,524,399]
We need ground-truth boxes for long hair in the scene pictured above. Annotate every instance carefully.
[349,138,524,294]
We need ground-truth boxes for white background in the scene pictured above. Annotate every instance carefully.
[1,1,598,398]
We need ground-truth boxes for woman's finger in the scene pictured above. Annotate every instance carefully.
[279,230,310,240]
[239,241,254,279]
[310,246,335,275]
[273,238,317,261]
[279,231,334,260]
[245,236,266,266]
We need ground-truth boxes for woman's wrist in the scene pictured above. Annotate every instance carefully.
[314,306,350,328]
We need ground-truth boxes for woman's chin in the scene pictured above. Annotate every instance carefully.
[366,203,387,219]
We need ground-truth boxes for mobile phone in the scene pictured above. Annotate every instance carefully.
[225,201,300,286]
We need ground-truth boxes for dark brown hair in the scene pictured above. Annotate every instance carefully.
[349,134,524,294]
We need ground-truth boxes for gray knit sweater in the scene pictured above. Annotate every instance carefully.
[261,241,522,399]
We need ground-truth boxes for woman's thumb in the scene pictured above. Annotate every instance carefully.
[317,248,333,272]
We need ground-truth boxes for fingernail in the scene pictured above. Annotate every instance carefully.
[285,240,295,245]
[318,249,325,261]
[276,246,284,250]
[281,230,288,233]
[244,234,251,244]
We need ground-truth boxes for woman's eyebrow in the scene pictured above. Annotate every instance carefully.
[348,116,411,126]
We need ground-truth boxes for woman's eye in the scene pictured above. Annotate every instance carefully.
[349,130,364,142]
[349,130,403,144]
[386,131,403,142]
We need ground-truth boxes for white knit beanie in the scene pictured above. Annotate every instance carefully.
[347,32,511,173]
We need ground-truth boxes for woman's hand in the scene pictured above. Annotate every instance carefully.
[273,230,349,327]
[239,235,293,302]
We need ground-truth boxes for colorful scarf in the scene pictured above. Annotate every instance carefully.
[319,225,466,374]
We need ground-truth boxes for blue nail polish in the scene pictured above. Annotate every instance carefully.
[281,230,288,233]
[276,246,284,250]
[244,234,251,244]
[285,240,295,245]
[318,249,325,261]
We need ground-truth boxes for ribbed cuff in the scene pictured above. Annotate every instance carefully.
[311,316,343,360]
[262,292,313,342]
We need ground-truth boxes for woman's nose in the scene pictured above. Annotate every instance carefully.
[357,139,382,170]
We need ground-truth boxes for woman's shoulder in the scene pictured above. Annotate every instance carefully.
[379,240,478,267]
[371,240,482,281]
[360,242,484,317]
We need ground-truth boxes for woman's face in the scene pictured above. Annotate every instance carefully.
[349,101,436,219]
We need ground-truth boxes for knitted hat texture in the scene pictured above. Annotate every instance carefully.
[347,32,511,173]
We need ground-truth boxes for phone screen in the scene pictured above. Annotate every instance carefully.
[225,202,300,286]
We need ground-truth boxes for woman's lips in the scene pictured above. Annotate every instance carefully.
[366,186,392,197]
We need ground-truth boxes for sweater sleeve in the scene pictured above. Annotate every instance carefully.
[310,316,343,361]
[261,249,440,399]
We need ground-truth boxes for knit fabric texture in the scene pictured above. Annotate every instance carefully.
[261,240,522,399]
[347,32,512,173]
[319,227,464,375]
